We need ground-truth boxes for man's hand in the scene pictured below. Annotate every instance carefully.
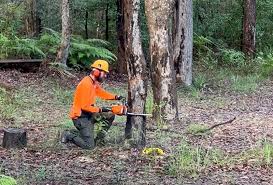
[100,107,112,112]
[115,95,125,100]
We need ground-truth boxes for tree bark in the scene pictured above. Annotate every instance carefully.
[55,0,71,65]
[123,0,147,148]
[145,0,178,122]
[173,0,193,86]
[96,10,104,39]
[85,10,88,39]
[242,0,256,59]
[24,0,41,37]
[2,128,27,149]
[116,0,127,74]
[105,3,109,41]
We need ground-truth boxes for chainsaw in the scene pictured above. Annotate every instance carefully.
[111,99,152,117]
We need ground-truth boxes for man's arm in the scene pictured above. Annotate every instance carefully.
[96,85,117,100]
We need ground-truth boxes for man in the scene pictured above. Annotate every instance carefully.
[61,59,124,149]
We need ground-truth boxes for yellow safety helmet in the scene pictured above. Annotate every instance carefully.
[90,60,109,73]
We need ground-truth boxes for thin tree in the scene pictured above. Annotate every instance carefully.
[242,0,256,59]
[123,0,147,147]
[85,9,88,39]
[173,0,193,86]
[145,0,178,122]
[105,2,110,41]
[116,0,127,74]
[56,0,70,65]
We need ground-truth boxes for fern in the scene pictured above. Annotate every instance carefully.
[70,43,116,60]
[261,53,273,77]
[39,28,116,67]
[0,34,45,59]
[220,49,245,68]
[0,29,116,68]
[86,39,111,48]
[43,28,61,39]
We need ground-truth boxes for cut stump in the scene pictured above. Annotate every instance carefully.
[2,128,27,149]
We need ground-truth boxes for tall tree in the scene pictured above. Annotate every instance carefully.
[105,2,109,41]
[173,0,193,86]
[56,0,70,65]
[145,0,178,122]
[123,0,147,147]
[116,0,127,74]
[242,0,256,59]
[85,10,88,39]
[24,0,41,37]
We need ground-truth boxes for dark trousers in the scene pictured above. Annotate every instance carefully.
[68,112,115,149]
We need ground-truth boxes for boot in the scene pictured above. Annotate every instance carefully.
[60,131,72,143]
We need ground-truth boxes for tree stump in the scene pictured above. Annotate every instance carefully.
[2,128,27,149]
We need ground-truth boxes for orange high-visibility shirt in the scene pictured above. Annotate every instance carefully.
[69,76,116,119]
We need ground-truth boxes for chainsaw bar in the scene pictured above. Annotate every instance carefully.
[126,112,152,117]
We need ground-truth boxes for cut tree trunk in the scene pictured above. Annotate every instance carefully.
[123,0,147,148]
[2,128,27,149]
[55,0,71,65]
[145,0,178,122]
[173,0,193,86]
[242,0,256,59]
[116,0,127,74]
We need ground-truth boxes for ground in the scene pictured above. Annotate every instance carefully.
[0,68,273,185]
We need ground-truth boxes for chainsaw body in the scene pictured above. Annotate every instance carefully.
[111,99,152,117]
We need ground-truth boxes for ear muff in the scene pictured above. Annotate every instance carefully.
[92,68,101,78]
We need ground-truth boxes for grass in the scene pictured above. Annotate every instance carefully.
[51,83,73,106]
[35,165,47,181]
[167,140,228,178]
[145,92,153,114]
[106,126,124,145]
[230,74,261,93]
[0,88,15,120]
[0,175,17,185]
[262,141,273,166]
[193,74,207,90]
[186,123,209,135]
[167,139,273,178]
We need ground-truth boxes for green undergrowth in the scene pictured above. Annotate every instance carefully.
[178,69,264,99]
[0,175,17,185]
[186,123,210,136]
[167,139,273,178]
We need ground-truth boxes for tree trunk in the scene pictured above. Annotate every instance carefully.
[123,0,147,148]
[96,10,104,39]
[55,0,71,65]
[145,0,178,122]
[105,3,109,41]
[24,0,41,37]
[2,128,27,149]
[242,0,256,59]
[173,0,193,86]
[116,0,127,74]
[85,10,88,39]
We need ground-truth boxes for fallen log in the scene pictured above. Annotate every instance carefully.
[2,128,27,149]
[0,59,43,64]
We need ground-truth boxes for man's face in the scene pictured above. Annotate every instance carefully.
[97,70,107,83]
